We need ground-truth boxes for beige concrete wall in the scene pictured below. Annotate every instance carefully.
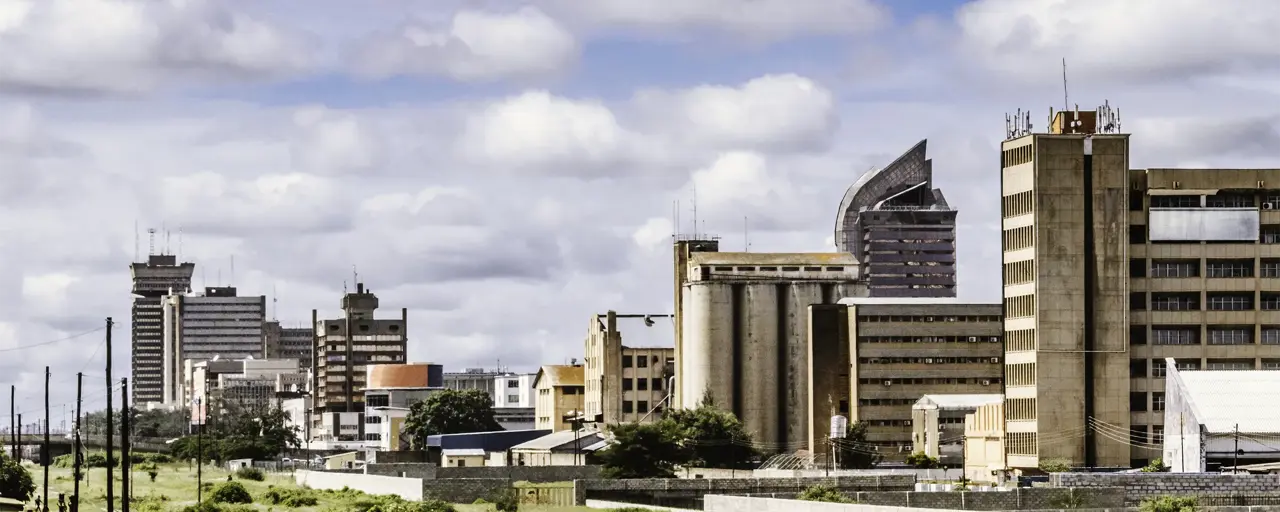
[964,401,1005,483]
[296,470,423,501]
[808,304,851,456]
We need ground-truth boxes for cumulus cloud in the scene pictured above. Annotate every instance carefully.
[155,172,353,235]
[291,107,387,175]
[955,0,1280,83]
[0,0,313,94]
[539,0,887,40]
[353,6,579,82]
[458,91,637,174]
[632,74,839,153]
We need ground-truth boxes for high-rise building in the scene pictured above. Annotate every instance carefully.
[264,321,314,371]
[584,311,674,427]
[312,282,407,429]
[160,286,267,406]
[834,140,958,297]
[130,254,195,406]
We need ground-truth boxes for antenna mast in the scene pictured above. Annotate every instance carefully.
[133,221,139,263]
[691,184,699,238]
[230,255,235,287]
[147,228,156,256]
[1062,58,1069,113]
[272,284,278,321]
[353,265,359,287]
[744,216,749,251]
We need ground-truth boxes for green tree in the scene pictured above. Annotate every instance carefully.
[1141,458,1169,473]
[1038,458,1073,473]
[906,451,941,469]
[132,408,192,438]
[664,393,757,468]
[835,421,882,469]
[0,452,35,502]
[598,422,690,478]
[403,390,502,448]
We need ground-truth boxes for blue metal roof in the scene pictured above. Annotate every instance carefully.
[426,429,551,451]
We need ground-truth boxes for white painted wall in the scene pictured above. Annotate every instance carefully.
[295,470,423,501]
[704,495,969,512]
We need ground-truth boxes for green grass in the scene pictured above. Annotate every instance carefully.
[26,461,605,511]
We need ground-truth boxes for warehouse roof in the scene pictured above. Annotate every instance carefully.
[913,394,1003,411]
[1168,359,1280,434]
[533,365,584,388]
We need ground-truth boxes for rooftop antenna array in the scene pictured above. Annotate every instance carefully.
[178,226,183,263]
[691,183,699,238]
[272,283,278,321]
[352,265,359,289]
[230,255,235,287]
[1062,58,1069,113]
[1096,100,1122,134]
[1005,108,1033,139]
[743,216,750,252]
[147,228,157,256]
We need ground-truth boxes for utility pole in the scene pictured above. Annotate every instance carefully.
[121,378,130,512]
[105,317,114,512]
[196,398,203,506]
[16,414,20,460]
[43,366,50,512]
[74,373,82,512]
[1234,423,1240,473]
[9,385,14,457]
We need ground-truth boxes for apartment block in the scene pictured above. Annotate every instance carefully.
[807,298,1003,461]
[161,286,267,406]
[264,321,314,371]
[130,254,195,406]
[534,364,584,432]
[312,283,407,431]
[584,311,675,427]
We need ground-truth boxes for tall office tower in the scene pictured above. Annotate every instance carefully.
[264,321,314,371]
[160,286,267,406]
[1000,106,1132,469]
[312,283,407,429]
[131,254,195,407]
[835,140,958,297]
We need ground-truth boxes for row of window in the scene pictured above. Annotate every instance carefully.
[1132,292,1280,312]
[621,400,658,414]
[1147,193,1280,209]
[861,335,1001,344]
[621,378,665,391]
[1005,294,1035,318]
[1137,258,1280,278]
[1003,191,1033,218]
[622,355,672,368]
[858,357,1000,365]
[1007,363,1036,387]
[1131,425,1165,445]
[856,377,1001,386]
[1131,392,1167,412]
[1005,259,1035,285]
[1007,432,1037,456]
[1006,329,1036,352]
[1128,224,1280,244]
[857,316,1002,323]
[1135,325,1280,345]
[1001,145,1033,168]
[707,265,847,272]
[1004,225,1033,251]
[1006,398,1035,421]
[1129,358,1279,378]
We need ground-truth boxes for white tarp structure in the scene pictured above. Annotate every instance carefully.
[1163,358,1280,472]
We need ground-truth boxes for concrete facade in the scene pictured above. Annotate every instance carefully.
[365,406,409,451]
[584,311,675,426]
[963,401,1006,484]
[835,140,958,298]
[534,365,585,431]
[910,394,1002,465]
[312,282,408,438]
[1002,106,1280,469]
[494,373,536,408]
[675,245,865,451]
[130,254,195,406]
[808,299,1003,461]
[264,321,313,371]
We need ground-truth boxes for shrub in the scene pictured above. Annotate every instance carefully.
[209,481,253,504]
[797,484,852,503]
[905,451,941,469]
[234,466,265,481]
[180,503,222,512]
[1038,458,1073,473]
[1141,496,1199,512]
[0,452,35,502]
[489,488,518,512]
[263,487,319,507]
[144,453,174,464]
[1141,458,1170,473]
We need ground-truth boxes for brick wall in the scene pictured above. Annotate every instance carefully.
[366,463,439,479]
[1051,473,1280,505]
[421,479,510,503]
[368,451,429,464]
[851,488,1124,511]
[575,475,916,507]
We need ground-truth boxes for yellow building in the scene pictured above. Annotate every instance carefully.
[534,365,584,431]
[584,311,675,426]
[964,401,1006,484]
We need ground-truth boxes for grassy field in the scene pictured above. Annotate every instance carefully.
[25,461,608,511]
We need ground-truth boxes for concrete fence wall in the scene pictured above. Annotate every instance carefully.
[705,495,968,512]
[850,488,1125,510]
[363,463,601,483]
[1051,473,1280,505]
[575,475,916,507]
[421,479,511,503]
[295,470,424,501]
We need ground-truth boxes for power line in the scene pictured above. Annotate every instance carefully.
[0,326,106,354]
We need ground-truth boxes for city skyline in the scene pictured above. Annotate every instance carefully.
[3,0,1277,420]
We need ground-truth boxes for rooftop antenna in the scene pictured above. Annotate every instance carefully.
[272,283,278,321]
[178,226,183,263]
[1062,58,1069,113]
[675,199,681,238]
[352,265,359,289]
[691,183,698,238]
[744,216,750,252]
[147,228,156,256]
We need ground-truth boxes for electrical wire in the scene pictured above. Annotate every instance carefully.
[0,326,106,354]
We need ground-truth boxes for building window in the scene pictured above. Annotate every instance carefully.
[1206,259,1254,278]
[622,379,633,391]
[1207,293,1253,311]
[1150,260,1199,278]
[622,401,633,414]
[1264,327,1280,345]
[622,356,633,368]
[1130,259,1147,278]
[637,379,648,391]
[652,378,664,391]
[1263,259,1280,277]
[1153,359,1199,378]
[1003,225,1034,251]
[637,356,648,368]
[1263,359,1280,370]
[1130,326,1148,346]
[1208,326,1253,345]
[507,380,519,388]
[1152,327,1199,346]
[1151,293,1200,311]
[1130,359,1147,379]
[507,395,519,403]
[1206,193,1255,208]
[1130,392,1147,412]
[1151,195,1200,208]
[1130,225,1147,244]
[367,395,389,407]
[1263,294,1280,311]
[1152,392,1165,411]
[1130,426,1149,445]
[1264,226,1280,244]
[1130,293,1147,311]
[637,400,649,412]
[1206,359,1254,371]
[1153,425,1164,444]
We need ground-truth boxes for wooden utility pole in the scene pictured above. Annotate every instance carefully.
[8,385,13,457]
[74,373,82,512]
[121,379,130,512]
[43,366,50,512]
[105,317,114,512]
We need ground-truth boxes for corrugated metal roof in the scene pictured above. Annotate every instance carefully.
[913,394,1003,410]
[511,430,604,451]
[534,365,584,388]
[427,429,551,450]
[1176,369,1280,433]
[442,448,487,457]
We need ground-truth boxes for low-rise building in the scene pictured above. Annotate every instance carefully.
[1163,358,1280,472]
[584,311,675,427]
[364,363,444,409]
[534,365,584,431]
[964,400,1007,484]
[426,429,550,467]
[187,358,303,415]
[365,406,410,451]
[807,298,1003,461]
[510,429,606,466]
[911,394,1002,465]
[494,373,536,408]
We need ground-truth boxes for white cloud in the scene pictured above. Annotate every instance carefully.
[632,217,673,250]
[353,7,578,82]
[20,273,78,314]
[956,0,1280,82]
[291,107,386,175]
[156,172,352,235]
[0,0,311,93]
[540,0,886,40]
[633,74,839,152]
[458,91,635,174]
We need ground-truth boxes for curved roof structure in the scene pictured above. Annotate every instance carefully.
[834,139,948,257]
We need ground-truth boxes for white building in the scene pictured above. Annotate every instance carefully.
[1162,358,1280,472]
[161,286,267,407]
[910,394,1003,466]
[494,373,536,408]
[365,406,410,451]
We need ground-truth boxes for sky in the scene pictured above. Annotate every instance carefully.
[4,0,1280,421]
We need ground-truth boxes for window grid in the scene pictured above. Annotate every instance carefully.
[1208,326,1253,345]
